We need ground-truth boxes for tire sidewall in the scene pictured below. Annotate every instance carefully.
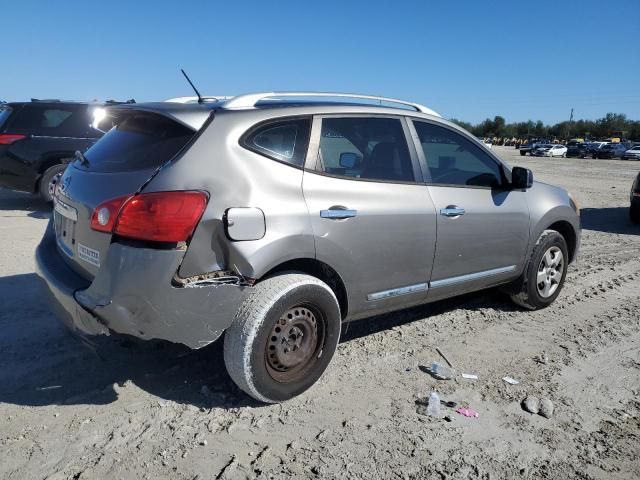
[526,232,569,308]
[227,276,341,403]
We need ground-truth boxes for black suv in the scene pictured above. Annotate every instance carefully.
[566,142,589,158]
[0,100,114,202]
[631,172,640,224]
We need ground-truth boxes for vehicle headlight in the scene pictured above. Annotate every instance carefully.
[568,191,580,214]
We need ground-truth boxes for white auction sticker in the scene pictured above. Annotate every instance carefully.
[77,243,101,267]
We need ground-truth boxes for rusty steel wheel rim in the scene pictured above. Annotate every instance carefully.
[265,304,325,382]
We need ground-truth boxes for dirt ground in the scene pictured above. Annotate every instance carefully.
[1,146,639,480]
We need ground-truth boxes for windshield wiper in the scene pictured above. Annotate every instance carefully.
[75,150,90,167]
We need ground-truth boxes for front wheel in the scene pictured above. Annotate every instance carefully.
[39,164,67,203]
[224,273,341,403]
[631,205,640,224]
[510,230,569,310]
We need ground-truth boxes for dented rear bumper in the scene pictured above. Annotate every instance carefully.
[35,220,250,348]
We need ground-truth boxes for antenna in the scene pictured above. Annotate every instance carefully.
[180,69,202,104]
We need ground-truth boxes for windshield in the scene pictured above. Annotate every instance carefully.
[80,112,195,173]
[0,106,13,129]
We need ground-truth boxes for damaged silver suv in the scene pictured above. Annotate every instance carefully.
[36,92,581,402]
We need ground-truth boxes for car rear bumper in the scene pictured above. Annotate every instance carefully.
[35,220,251,349]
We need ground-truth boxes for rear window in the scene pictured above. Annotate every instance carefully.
[81,112,194,172]
[0,106,12,129]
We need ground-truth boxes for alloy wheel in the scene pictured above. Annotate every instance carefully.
[536,246,564,298]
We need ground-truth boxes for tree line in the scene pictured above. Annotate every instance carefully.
[450,113,640,141]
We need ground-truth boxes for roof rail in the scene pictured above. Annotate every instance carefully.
[165,96,232,104]
[221,92,441,117]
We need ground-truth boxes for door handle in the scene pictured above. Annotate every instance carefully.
[320,208,357,220]
[440,206,465,217]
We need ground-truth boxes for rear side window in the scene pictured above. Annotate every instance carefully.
[242,118,310,167]
[316,117,415,182]
[413,121,504,188]
[81,113,194,172]
[8,104,91,136]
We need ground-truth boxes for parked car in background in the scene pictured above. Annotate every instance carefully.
[35,91,581,403]
[476,137,493,149]
[631,172,640,223]
[519,140,545,156]
[594,142,627,159]
[622,145,640,161]
[0,99,120,202]
[566,142,590,158]
[534,144,567,157]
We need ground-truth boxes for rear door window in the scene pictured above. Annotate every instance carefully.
[8,104,91,137]
[80,112,195,172]
[412,121,504,188]
[315,117,415,182]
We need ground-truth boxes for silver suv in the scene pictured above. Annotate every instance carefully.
[36,92,581,402]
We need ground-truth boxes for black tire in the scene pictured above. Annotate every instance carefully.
[39,164,67,203]
[224,273,341,403]
[520,151,526,156]
[630,205,640,224]
[510,230,569,310]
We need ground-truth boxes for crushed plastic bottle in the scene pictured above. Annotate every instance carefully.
[431,361,457,380]
[427,392,441,417]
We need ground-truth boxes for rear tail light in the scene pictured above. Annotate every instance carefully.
[91,191,208,243]
[0,134,27,145]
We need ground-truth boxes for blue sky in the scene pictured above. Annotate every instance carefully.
[3,0,639,124]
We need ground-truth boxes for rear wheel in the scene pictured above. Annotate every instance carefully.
[510,230,568,310]
[520,151,526,156]
[39,164,67,203]
[224,273,341,403]
[631,205,640,224]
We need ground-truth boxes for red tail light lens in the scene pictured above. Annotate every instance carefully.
[0,134,27,145]
[91,191,208,243]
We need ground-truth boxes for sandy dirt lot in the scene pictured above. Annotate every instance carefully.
[1,146,639,479]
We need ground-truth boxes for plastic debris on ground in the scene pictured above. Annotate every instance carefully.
[427,392,441,417]
[502,376,520,385]
[456,407,479,418]
[430,361,457,380]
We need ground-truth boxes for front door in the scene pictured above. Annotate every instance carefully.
[410,119,530,301]
[302,115,437,318]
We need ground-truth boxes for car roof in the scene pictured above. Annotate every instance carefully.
[113,93,444,131]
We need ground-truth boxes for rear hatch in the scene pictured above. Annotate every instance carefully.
[53,104,212,280]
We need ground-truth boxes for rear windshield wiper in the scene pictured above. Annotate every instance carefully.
[75,150,90,167]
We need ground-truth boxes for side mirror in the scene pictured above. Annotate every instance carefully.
[339,152,359,168]
[511,166,533,189]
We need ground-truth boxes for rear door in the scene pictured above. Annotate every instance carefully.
[409,119,530,301]
[53,111,197,279]
[302,115,437,318]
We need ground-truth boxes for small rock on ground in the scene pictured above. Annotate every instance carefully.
[539,398,554,418]
[522,396,540,414]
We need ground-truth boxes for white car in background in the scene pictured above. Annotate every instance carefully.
[534,144,567,157]
[622,144,640,161]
